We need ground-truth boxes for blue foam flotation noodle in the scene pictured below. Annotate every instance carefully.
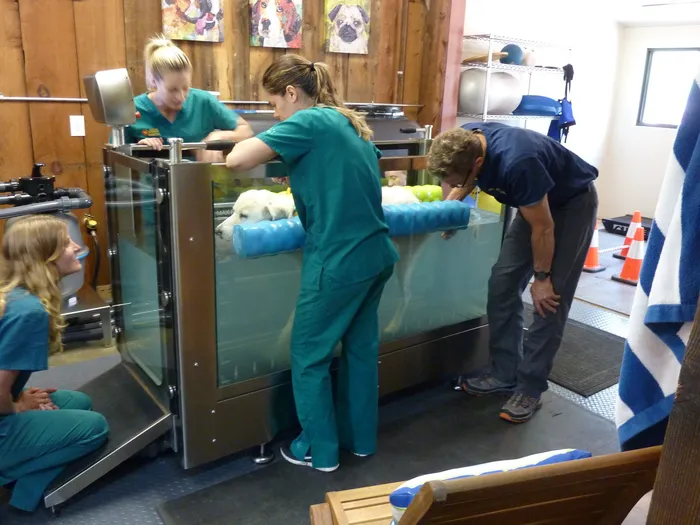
[232,201,471,259]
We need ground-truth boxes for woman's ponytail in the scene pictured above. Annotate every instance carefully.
[262,54,373,141]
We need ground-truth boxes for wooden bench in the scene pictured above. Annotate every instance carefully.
[310,446,661,525]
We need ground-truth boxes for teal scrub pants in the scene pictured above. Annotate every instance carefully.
[290,265,394,469]
[0,391,109,512]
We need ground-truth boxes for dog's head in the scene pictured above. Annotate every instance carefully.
[215,190,294,242]
[250,0,262,36]
[328,4,370,44]
[256,0,284,39]
[278,0,301,43]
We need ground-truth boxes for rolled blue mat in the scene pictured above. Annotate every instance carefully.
[232,201,471,259]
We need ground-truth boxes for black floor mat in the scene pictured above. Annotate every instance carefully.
[158,387,619,525]
[524,305,626,396]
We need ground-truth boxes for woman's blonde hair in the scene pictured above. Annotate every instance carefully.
[0,215,70,354]
[427,128,484,180]
[144,34,192,89]
[262,54,373,141]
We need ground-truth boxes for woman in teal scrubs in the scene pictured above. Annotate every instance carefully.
[125,35,254,161]
[0,216,109,512]
[226,54,398,472]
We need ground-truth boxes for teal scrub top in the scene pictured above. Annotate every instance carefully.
[0,289,49,431]
[257,106,399,289]
[123,88,240,144]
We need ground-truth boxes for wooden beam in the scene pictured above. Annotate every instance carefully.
[123,0,162,95]
[0,0,34,178]
[401,0,427,121]
[646,300,700,524]
[439,0,466,133]
[417,0,465,133]
[18,0,87,189]
[74,0,127,286]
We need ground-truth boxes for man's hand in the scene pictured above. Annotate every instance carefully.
[442,187,471,239]
[530,279,561,317]
[446,187,470,201]
[15,388,55,412]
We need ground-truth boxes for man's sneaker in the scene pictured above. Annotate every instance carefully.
[499,393,542,423]
[461,375,515,395]
[279,442,339,472]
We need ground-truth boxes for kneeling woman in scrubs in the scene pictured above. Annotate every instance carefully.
[125,35,254,161]
[0,216,109,512]
[226,55,398,472]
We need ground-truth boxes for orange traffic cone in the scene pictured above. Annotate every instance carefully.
[612,227,646,286]
[583,223,605,273]
[614,211,642,260]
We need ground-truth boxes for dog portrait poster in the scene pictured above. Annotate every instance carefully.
[324,0,371,55]
[249,0,303,49]
[162,0,224,42]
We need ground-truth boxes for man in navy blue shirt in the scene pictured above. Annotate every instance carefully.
[428,122,598,423]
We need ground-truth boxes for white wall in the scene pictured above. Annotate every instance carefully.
[461,0,622,189]
[598,25,700,219]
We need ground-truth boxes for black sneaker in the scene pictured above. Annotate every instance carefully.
[499,393,542,423]
[462,374,516,395]
[279,442,338,472]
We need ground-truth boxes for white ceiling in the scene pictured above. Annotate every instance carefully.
[611,0,700,26]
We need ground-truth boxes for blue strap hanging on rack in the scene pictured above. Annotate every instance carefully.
[548,64,576,143]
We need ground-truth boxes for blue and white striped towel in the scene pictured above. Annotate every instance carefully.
[616,66,700,448]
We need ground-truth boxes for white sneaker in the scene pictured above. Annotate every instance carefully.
[280,443,339,472]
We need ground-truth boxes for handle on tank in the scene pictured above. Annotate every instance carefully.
[129,140,235,151]
[203,140,234,151]
[0,189,93,220]
[400,125,433,140]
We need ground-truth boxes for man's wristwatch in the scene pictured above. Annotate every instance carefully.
[534,271,552,282]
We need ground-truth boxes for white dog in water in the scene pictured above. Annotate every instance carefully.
[215,183,426,342]
[215,185,417,241]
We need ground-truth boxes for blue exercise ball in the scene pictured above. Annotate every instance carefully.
[500,44,524,65]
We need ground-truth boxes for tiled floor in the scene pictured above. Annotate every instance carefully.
[523,232,633,422]
[1,229,639,524]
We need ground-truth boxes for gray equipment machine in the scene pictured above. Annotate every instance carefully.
[33,68,504,514]
[0,163,92,302]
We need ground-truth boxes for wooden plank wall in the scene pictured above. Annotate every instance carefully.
[0,0,464,287]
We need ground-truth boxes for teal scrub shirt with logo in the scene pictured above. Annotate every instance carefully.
[124,88,240,144]
[256,106,399,289]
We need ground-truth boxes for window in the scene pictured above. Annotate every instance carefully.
[637,48,700,128]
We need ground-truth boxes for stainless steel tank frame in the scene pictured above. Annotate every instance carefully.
[125,139,235,164]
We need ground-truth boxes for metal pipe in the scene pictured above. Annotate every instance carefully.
[0,200,64,219]
[129,141,205,152]
[64,188,94,209]
[482,35,494,119]
[0,196,17,206]
[169,138,183,164]
[0,181,18,192]
[0,189,92,220]
[111,126,126,147]
[0,94,423,109]
[0,95,88,103]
